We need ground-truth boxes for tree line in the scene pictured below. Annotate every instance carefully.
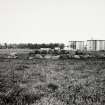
[0,43,64,49]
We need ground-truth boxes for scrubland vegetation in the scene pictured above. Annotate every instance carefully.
[0,57,105,105]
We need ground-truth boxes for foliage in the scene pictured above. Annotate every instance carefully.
[0,43,65,49]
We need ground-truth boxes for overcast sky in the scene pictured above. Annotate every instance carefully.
[0,0,105,44]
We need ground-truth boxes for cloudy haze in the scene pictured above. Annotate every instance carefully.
[0,0,105,44]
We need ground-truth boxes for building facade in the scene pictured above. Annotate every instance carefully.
[87,40,105,51]
[68,41,84,51]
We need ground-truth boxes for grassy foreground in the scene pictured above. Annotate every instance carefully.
[0,58,105,105]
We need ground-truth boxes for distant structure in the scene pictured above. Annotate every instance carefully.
[40,48,51,51]
[86,40,105,51]
[68,41,84,51]
[64,46,69,50]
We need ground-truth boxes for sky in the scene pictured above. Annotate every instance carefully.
[0,0,105,44]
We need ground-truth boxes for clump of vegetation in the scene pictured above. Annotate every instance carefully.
[47,83,59,92]
[15,65,29,71]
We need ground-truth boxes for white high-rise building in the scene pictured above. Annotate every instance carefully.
[68,41,84,51]
[87,40,105,51]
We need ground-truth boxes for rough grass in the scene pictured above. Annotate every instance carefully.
[0,49,33,54]
[0,59,105,105]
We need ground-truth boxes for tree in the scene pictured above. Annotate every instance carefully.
[4,43,8,48]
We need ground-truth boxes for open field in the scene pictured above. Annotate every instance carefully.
[0,49,33,54]
[0,58,105,105]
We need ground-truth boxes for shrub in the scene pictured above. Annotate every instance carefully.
[47,83,59,91]
[15,65,29,71]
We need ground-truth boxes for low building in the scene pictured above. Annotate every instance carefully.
[64,46,69,50]
[40,48,51,51]
[54,47,60,50]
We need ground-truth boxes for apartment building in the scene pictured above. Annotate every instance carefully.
[86,40,105,51]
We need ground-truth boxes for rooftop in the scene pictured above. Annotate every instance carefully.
[69,41,84,42]
[87,40,105,41]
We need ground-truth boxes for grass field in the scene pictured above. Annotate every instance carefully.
[0,49,33,54]
[0,58,105,105]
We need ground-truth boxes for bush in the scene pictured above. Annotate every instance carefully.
[60,54,69,59]
[15,65,29,71]
[47,83,59,91]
